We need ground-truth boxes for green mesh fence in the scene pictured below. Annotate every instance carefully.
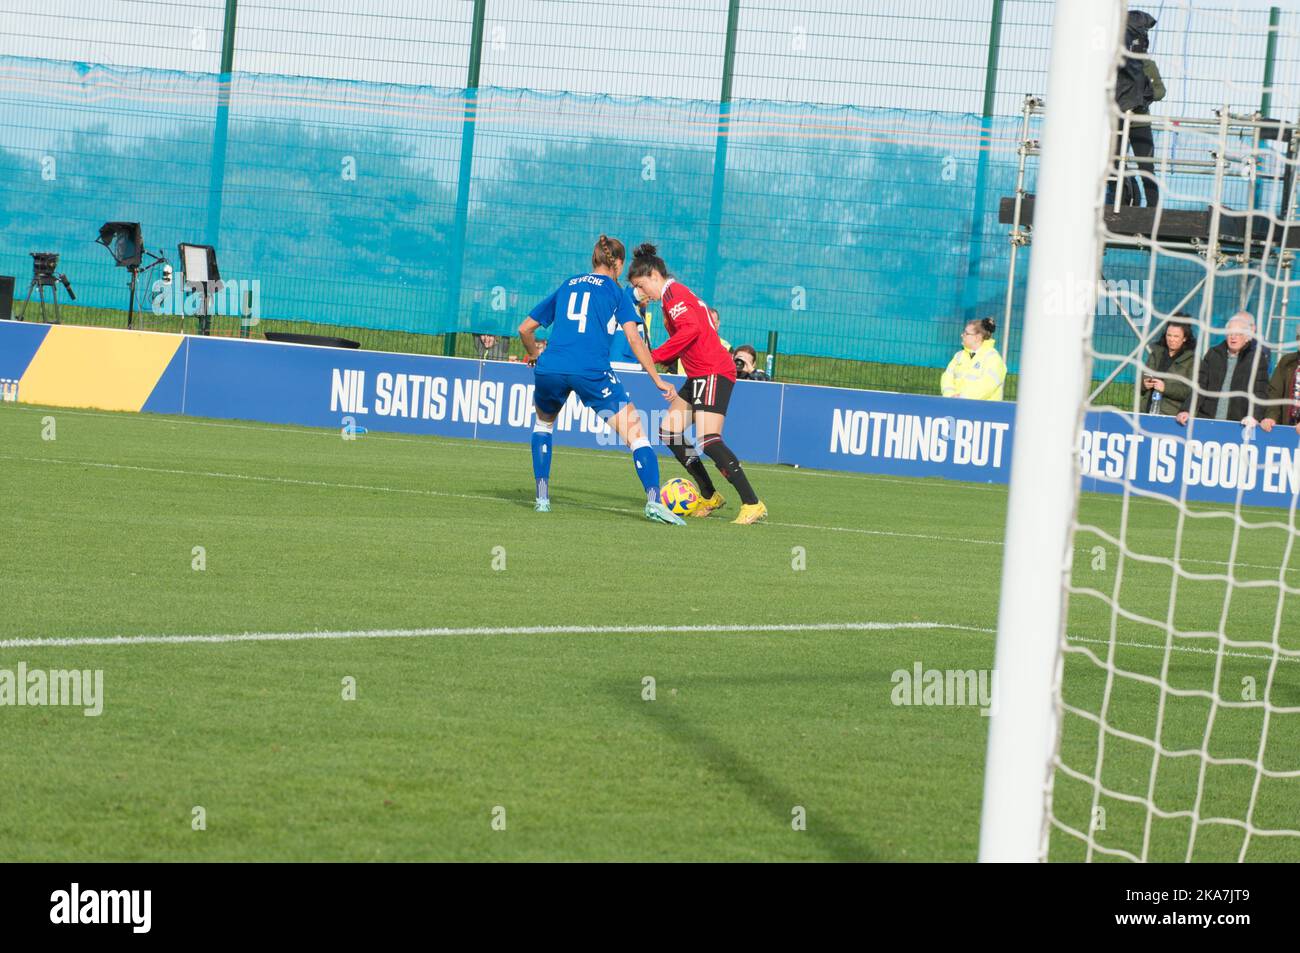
[0,0,1296,396]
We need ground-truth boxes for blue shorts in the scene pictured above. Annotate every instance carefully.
[533,369,630,417]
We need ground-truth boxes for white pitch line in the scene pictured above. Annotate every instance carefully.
[1066,635,1300,664]
[771,519,999,546]
[0,403,978,488]
[0,452,1005,546]
[0,453,509,507]
[0,621,988,649]
[8,451,1298,573]
[9,401,1298,514]
[2,621,1294,665]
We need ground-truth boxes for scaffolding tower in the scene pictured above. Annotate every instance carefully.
[998,95,1300,402]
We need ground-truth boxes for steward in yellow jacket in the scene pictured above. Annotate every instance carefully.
[941,319,1007,400]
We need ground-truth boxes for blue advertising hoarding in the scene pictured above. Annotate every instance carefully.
[4,320,1299,511]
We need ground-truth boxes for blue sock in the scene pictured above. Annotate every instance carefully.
[532,420,554,499]
[631,439,660,503]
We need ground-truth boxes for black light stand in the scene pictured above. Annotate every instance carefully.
[128,250,171,329]
[96,222,170,329]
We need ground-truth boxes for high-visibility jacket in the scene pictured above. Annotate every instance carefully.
[941,338,1006,401]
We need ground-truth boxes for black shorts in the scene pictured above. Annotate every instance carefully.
[681,374,734,415]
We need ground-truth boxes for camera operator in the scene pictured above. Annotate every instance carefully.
[732,345,770,381]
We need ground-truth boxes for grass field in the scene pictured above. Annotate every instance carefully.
[0,400,1296,861]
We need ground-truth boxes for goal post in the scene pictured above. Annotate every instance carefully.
[978,0,1124,863]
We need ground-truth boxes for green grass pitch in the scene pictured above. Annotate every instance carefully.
[0,401,1296,861]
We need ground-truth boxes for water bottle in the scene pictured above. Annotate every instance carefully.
[1150,386,1161,414]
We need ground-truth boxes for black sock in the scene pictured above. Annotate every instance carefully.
[699,434,758,505]
[660,430,717,497]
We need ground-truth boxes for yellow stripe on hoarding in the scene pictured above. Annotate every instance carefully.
[18,326,183,412]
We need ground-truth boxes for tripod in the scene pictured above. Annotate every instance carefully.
[19,264,75,323]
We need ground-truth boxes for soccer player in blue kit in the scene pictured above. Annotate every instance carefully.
[517,235,684,525]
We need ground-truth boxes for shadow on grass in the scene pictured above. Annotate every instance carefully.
[489,482,652,519]
[604,682,878,861]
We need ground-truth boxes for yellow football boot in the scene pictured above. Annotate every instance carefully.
[690,492,726,518]
[731,501,768,525]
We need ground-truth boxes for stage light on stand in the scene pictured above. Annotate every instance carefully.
[178,243,221,336]
[96,221,170,329]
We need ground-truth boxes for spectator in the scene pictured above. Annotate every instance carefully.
[941,317,1006,400]
[707,307,732,352]
[477,333,510,361]
[1176,312,1270,427]
[732,345,770,381]
[1109,11,1163,208]
[1140,317,1195,415]
[1261,326,1300,435]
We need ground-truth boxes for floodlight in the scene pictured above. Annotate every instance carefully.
[95,221,170,327]
[179,243,222,336]
[178,243,220,288]
[96,222,143,269]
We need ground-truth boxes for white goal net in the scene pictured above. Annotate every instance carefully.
[983,0,1300,862]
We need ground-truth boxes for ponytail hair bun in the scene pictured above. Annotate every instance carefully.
[626,243,668,281]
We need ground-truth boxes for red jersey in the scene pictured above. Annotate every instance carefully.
[650,279,736,380]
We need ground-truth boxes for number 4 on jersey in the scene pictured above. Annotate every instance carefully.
[567,292,589,333]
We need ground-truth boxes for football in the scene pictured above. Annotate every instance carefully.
[660,477,701,515]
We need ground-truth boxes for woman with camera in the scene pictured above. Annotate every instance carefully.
[732,345,770,381]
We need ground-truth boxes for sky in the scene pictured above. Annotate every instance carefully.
[0,0,1297,118]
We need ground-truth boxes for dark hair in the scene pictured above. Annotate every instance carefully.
[734,344,757,360]
[966,317,996,339]
[592,234,625,271]
[1161,315,1195,352]
[626,242,668,281]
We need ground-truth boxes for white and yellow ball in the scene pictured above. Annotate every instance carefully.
[660,478,701,516]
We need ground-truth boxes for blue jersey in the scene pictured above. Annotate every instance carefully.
[609,285,647,364]
[529,273,635,375]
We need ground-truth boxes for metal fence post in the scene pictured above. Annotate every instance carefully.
[1261,6,1280,119]
[444,0,488,352]
[205,0,240,247]
[702,0,741,306]
[960,0,1005,330]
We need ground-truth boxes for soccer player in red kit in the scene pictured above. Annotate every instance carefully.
[627,243,767,524]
